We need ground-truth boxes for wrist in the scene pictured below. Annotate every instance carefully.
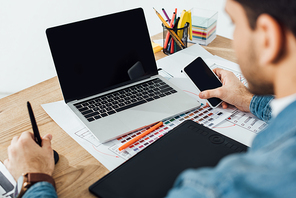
[241,86,254,112]
[15,173,56,198]
[244,93,254,112]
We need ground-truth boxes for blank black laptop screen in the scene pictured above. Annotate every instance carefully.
[46,8,158,103]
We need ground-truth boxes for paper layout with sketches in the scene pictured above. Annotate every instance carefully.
[0,162,15,198]
[42,102,230,170]
[42,44,268,170]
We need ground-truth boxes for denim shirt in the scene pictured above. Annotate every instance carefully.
[166,95,296,198]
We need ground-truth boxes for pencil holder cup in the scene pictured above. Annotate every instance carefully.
[191,8,218,46]
[162,22,188,55]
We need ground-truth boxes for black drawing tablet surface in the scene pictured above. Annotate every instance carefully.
[89,120,248,198]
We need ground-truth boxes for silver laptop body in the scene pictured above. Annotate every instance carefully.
[46,8,200,142]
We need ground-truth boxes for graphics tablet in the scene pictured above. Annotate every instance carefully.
[89,120,248,198]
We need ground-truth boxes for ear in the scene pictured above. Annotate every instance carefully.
[256,14,283,66]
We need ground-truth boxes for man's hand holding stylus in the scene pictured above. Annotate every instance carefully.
[199,68,253,112]
[4,132,55,181]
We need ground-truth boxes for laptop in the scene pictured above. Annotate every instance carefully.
[89,120,248,198]
[46,8,200,143]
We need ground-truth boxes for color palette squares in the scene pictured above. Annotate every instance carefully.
[109,105,229,160]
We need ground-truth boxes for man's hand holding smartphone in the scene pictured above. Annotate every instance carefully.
[183,57,253,112]
[199,67,254,112]
[183,57,223,108]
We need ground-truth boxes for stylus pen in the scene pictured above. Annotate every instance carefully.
[118,121,163,151]
[27,101,42,146]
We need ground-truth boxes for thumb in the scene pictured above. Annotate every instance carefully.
[199,87,223,99]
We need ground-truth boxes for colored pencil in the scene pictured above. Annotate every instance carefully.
[153,8,185,49]
[118,122,163,151]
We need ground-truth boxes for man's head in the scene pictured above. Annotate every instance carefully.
[233,0,296,37]
[225,0,296,97]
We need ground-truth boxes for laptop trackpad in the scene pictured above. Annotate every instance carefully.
[116,103,174,130]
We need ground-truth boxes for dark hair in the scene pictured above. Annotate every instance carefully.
[234,0,296,37]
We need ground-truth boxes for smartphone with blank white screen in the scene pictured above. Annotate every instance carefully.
[183,57,223,108]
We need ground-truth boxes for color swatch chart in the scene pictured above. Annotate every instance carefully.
[109,105,231,160]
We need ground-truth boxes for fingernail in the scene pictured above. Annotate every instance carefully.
[199,92,204,98]
[47,134,53,140]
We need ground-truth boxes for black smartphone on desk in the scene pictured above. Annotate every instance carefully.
[183,57,222,108]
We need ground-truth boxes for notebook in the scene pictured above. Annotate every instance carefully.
[46,8,200,143]
[89,120,248,198]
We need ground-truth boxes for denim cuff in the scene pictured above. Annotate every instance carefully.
[23,181,57,198]
[250,95,274,122]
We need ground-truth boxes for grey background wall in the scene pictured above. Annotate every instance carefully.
[0,0,234,99]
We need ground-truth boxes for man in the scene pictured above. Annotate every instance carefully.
[166,0,296,197]
[5,0,296,197]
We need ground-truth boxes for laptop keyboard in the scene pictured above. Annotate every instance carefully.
[74,78,177,122]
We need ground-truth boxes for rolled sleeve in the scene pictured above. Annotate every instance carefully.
[249,95,274,122]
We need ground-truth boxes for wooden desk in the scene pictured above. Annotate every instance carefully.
[0,35,235,197]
